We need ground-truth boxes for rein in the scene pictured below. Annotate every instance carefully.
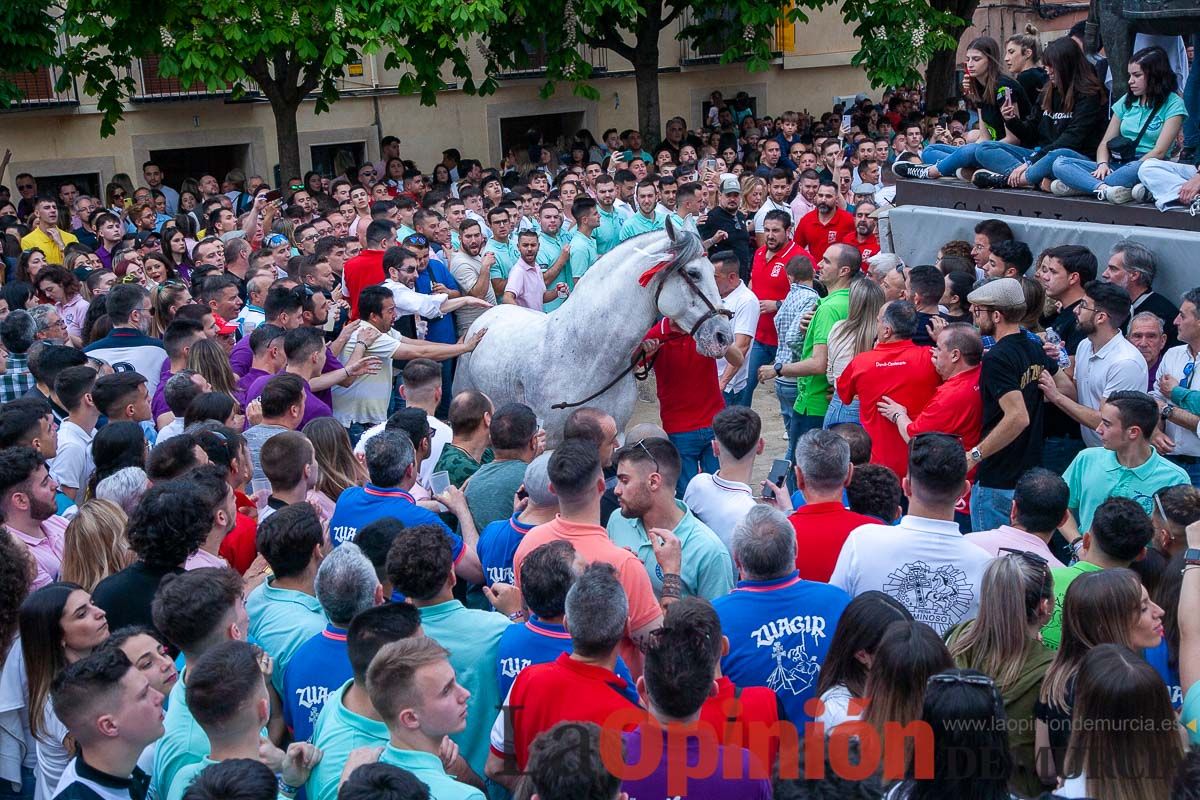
[549,257,730,411]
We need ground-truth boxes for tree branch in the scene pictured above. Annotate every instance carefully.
[660,3,687,31]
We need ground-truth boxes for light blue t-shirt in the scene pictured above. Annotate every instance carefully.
[567,230,598,282]
[246,577,328,693]
[535,230,571,311]
[606,500,735,601]
[1114,92,1188,157]
[152,670,208,800]
[165,756,217,800]
[418,600,510,777]
[306,681,390,800]
[484,237,517,282]
[380,745,485,800]
[595,206,624,255]
[1063,446,1189,533]
[1185,680,1200,746]
[619,210,666,241]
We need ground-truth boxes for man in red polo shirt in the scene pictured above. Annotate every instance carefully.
[484,563,642,789]
[342,219,396,318]
[840,201,880,263]
[793,181,854,264]
[878,323,984,517]
[765,428,876,582]
[642,317,739,495]
[743,209,809,407]
[836,300,940,478]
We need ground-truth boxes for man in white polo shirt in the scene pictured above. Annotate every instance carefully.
[332,286,483,442]
[683,406,762,551]
[1155,288,1200,486]
[712,252,760,406]
[1040,280,1146,448]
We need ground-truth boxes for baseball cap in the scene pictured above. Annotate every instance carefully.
[212,314,239,336]
[851,182,875,196]
[719,174,741,195]
[134,231,161,245]
[967,277,1026,310]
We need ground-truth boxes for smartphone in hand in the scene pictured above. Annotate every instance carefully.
[430,471,451,495]
[763,458,791,500]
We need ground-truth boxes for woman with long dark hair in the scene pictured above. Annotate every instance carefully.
[861,620,954,742]
[1052,46,1186,202]
[1035,568,1165,784]
[1060,644,1182,800]
[894,36,1033,181]
[947,553,1055,796]
[814,591,913,729]
[971,36,1108,191]
[19,583,109,799]
[887,669,1014,800]
[161,225,193,282]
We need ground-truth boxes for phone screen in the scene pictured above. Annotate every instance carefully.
[430,471,451,495]
[265,189,283,203]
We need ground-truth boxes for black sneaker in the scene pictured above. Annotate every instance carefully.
[892,161,933,180]
[971,169,1008,189]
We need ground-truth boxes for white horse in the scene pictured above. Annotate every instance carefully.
[453,219,734,444]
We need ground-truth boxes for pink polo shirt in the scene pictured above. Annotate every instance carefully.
[504,258,546,311]
[184,547,230,570]
[9,516,68,590]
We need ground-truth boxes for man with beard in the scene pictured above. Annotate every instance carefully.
[84,284,170,395]
[606,437,733,600]
[697,175,750,280]
[21,196,78,265]
[743,211,807,408]
[534,204,572,312]
[198,174,222,200]
[965,278,1059,531]
[592,174,626,257]
[1039,280,1145,448]
[752,169,792,249]
[793,181,853,264]
[789,169,821,226]
[619,180,665,241]
[0,447,68,590]
[447,219,497,336]
[840,201,880,261]
[383,246,489,338]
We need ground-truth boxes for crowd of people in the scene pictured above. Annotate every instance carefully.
[0,26,1198,800]
[891,24,1199,214]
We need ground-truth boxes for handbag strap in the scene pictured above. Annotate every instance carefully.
[1129,100,1164,153]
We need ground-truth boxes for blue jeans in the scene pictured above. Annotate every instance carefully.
[0,767,35,800]
[786,413,826,467]
[739,342,777,407]
[1042,436,1085,476]
[668,427,718,497]
[971,484,1014,532]
[922,142,984,175]
[775,380,799,464]
[823,394,861,427]
[1185,34,1200,148]
[975,143,1090,186]
[1053,156,1144,192]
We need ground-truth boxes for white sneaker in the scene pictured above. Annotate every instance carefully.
[1097,185,1133,204]
[955,168,975,182]
[1050,180,1086,197]
[1131,183,1152,204]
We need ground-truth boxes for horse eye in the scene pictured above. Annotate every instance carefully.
[688,269,701,279]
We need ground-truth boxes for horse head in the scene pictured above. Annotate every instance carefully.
[649,218,734,358]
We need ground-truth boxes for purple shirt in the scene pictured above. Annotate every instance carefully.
[151,360,175,420]
[236,367,269,407]
[620,725,771,800]
[231,336,343,407]
[244,373,332,430]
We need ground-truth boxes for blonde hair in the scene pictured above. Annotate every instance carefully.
[304,417,365,500]
[829,278,885,359]
[187,337,239,398]
[738,176,767,214]
[948,554,1052,691]
[60,499,132,592]
[1006,24,1041,65]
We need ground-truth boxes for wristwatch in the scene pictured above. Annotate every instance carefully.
[1185,547,1200,566]
[968,446,982,463]
[1162,404,1176,422]
[773,363,783,377]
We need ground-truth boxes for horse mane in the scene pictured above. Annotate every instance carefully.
[666,226,706,271]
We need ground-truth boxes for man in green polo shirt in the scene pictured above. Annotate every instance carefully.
[1041,496,1155,648]
[568,197,601,283]
[779,242,857,437]
[387,524,512,779]
[534,204,572,311]
[365,637,486,800]
[620,180,666,242]
[594,174,627,255]
[485,207,518,299]
[245,504,330,693]
[607,437,734,600]
[307,604,423,800]
[1063,392,1189,535]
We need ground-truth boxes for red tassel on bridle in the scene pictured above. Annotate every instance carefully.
[637,260,672,287]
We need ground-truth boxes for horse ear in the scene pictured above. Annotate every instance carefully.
[664,214,677,242]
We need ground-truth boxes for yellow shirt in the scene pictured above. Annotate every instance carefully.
[20,227,78,266]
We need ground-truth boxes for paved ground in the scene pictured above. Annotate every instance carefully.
[627,372,793,489]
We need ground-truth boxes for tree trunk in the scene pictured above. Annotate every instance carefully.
[634,55,662,147]
[270,98,303,188]
[924,0,981,112]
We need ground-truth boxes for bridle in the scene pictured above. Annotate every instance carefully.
[638,256,732,337]
[549,253,730,411]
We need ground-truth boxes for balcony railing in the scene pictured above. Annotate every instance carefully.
[0,63,79,109]
[680,8,790,64]
[496,41,608,78]
[132,55,236,101]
